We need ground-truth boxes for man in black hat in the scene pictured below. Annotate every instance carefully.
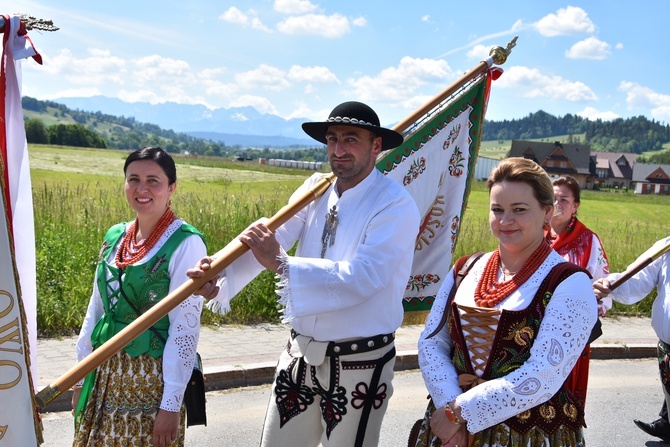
[188,101,420,446]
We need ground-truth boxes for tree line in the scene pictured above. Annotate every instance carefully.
[22,96,328,162]
[482,110,670,154]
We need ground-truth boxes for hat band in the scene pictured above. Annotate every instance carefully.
[326,116,376,127]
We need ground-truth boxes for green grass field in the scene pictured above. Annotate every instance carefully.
[30,145,667,335]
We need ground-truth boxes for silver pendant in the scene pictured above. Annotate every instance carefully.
[321,205,338,258]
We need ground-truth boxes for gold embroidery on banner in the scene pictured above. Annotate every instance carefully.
[416,194,446,251]
[0,290,24,390]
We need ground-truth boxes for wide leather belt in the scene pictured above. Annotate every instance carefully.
[291,330,395,357]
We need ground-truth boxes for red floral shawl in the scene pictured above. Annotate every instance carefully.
[547,218,605,269]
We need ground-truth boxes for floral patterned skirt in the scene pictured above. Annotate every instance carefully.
[410,398,585,447]
[73,350,185,447]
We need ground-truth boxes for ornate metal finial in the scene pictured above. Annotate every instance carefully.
[19,14,59,32]
[489,36,518,65]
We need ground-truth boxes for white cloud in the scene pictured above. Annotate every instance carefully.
[349,56,452,103]
[274,0,318,15]
[619,81,670,123]
[131,55,194,85]
[277,13,353,38]
[286,103,323,120]
[220,7,246,24]
[533,6,595,37]
[576,107,619,121]
[565,37,611,60]
[496,66,597,101]
[229,95,279,115]
[352,17,367,27]
[436,24,525,60]
[34,48,126,86]
[615,42,624,50]
[288,65,340,84]
[466,44,490,60]
[219,7,271,32]
[200,68,228,79]
[421,15,431,22]
[45,87,102,99]
[203,79,238,98]
[200,68,237,99]
[231,112,249,122]
[34,47,225,107]
[118,89,164,104]
[235,64,291,91]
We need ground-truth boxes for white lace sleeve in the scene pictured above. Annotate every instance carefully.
[418,265,464,409]
[160,234,207,412]
[456,270,597,433]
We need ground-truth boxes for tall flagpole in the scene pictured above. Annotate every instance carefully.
[35,37,518,410]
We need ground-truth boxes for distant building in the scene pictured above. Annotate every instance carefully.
[591,151,637,190]
[260,158,323,170]
[474,156,501,180]
[632,163,670,195]
[509,140,594,188]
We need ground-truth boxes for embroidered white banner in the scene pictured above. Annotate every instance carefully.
[0,14,43,446]
[377,75,492,315]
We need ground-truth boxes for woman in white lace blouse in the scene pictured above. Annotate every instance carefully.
[416,158,597,447]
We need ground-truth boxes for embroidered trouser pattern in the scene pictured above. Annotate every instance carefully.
[260,342,396,447]
[658,340,670,412]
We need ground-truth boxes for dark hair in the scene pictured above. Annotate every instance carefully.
[487,157,554,207]
[123,147,177,185]
[552,175,581,203]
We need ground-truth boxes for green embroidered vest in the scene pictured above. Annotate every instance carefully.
[90,221,204,358]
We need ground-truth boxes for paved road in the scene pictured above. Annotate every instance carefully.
[36,316,658,412]
[41,358,668,446]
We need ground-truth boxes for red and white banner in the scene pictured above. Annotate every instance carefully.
[0,14,43,446]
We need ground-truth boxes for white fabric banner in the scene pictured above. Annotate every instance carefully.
[0,14,42,446]
[376,76,491,315]
[2,14,38,382]
[0,190,41,445]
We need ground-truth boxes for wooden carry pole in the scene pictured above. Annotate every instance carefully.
[35,37,518,410]
[393,36,516,133]
[608,240,670,291]
[35,175,335,409]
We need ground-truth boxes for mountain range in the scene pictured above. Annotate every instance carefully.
[56,96,317,147]
[51,96,670,155]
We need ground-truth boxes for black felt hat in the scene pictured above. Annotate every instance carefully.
[302,101,403,150]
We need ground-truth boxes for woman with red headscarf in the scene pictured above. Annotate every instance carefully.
[546,174,610,410]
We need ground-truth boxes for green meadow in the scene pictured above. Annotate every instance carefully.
[31,145,668,336]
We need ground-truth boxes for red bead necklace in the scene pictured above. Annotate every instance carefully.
[474,241,552,308]
[115,208,176,270]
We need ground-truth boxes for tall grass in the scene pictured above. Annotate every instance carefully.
[33,179,298,336]
[34,171,670,335]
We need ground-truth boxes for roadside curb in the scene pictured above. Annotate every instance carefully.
[39,344,655,414]
[590,343,657,359]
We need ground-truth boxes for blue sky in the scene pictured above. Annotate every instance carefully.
[6,1,670,127]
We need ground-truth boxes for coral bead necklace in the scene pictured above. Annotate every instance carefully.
[474,241,552,308]
[115,208,176,269]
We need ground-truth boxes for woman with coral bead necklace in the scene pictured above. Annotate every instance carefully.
[71,147,207,447]
[416,158,597,447]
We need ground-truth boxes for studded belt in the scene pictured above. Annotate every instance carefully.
[291,330,395,356]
